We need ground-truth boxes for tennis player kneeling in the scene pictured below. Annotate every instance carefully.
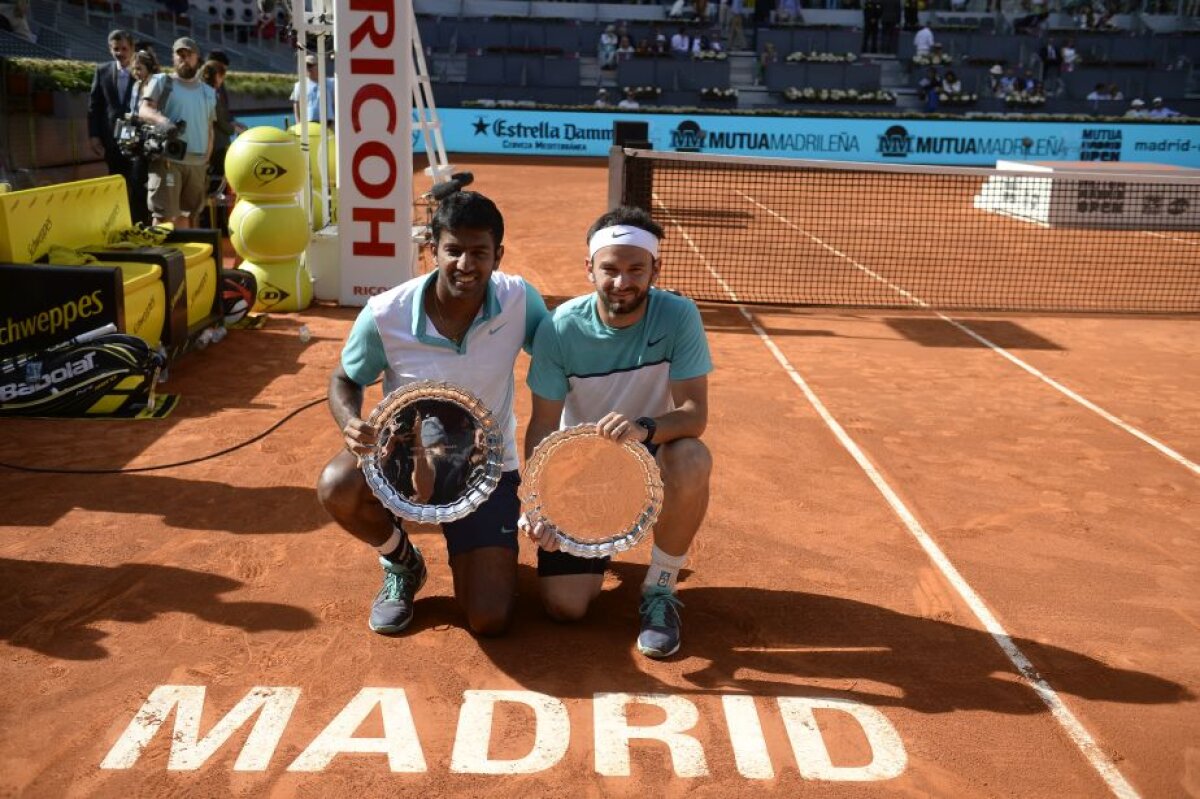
[317,191,548,637]
[522,205,714,659]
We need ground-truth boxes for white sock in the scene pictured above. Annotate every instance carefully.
[643,545,688,594]
[375,529,404,559]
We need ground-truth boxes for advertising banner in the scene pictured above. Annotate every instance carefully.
[435,108,1200,168]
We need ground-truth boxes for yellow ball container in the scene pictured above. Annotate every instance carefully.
[225,127,307,199]
[238,259,313,313]
[229,199,311,263]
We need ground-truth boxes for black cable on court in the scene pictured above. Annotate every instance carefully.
[0,395,329,475]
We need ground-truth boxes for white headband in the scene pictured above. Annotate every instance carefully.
[588,225,659,260]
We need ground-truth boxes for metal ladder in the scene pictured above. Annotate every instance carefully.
[410,5,454,191]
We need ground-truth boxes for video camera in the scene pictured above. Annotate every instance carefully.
[114,115,188,160]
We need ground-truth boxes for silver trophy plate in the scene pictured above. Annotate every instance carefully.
[520,425,664,558]
[361,380,504,525]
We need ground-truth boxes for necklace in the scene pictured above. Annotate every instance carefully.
[427,291,476,344]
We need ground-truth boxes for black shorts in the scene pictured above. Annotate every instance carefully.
[394,470,520,557]
[535,440,658,577]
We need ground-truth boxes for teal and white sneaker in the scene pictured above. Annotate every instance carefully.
[637,586,683,658]
[369,551,428,634]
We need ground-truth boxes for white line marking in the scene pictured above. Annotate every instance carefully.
[1141,229,1199,246]
[655,197,1143,799]
[736,190,1200,477]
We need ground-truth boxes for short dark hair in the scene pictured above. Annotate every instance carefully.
[585,205,664,245]
[108,29,133,45]
[430,191,504,249]
[207,48,230,66]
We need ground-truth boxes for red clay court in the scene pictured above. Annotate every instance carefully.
[0,155,1197,798]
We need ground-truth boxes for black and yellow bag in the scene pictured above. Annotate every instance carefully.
[0,327,174,418]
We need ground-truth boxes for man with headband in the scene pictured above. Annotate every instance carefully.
[318,191,548,638]
[522,205,713,658]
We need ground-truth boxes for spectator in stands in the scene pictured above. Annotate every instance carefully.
[668,0,692,19]
[1086,82,1111,101]
[999,67,1018,95]
[599,24,619,70]
[1061,38,1078,73]
[1020,68,1038,92]
[670,25,691,55]
[902,0,918,32]
[757,41,777,85]
[695,0,710,21]
[653,24,669,54]
[719,0,732,38]
[1124,98,1147,118]
[1039,37,1062,84]
[913,22,935,57]
[1107,83,1123,101]
[862,0,882,54]
[692,34,721,54]
[1013,10,1049,34]
[942,70,962,95]
[594,88,611,108]
[138,37,217,229]
[291,53,336,127]
[776,0,801,23]
[729,0,748,50]
[1148,97,1181,118]
[0,0,36,42]
[88,30,137,216]
[618,88,640,109]
[988,64,1004,96]
[617,34,636,59]
[918,66,941,111]
[881,0,902,53]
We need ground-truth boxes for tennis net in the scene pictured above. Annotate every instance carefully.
[609,148,1200,314]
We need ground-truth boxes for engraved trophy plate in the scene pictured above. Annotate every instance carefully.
[520,425,664,558]
[361,380,503,525]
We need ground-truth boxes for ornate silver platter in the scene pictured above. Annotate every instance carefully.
[361,380,503,524]
[520,425,664,558]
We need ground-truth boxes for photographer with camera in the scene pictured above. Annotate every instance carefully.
[136,37,216,229]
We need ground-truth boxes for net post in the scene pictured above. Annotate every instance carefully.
[607,146,625,210]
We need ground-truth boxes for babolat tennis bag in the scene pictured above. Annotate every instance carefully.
[0,327,167,418]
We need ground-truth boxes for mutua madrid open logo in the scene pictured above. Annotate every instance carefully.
[671,121,706,153]
[877,125,912,158]
[252,157,289,187]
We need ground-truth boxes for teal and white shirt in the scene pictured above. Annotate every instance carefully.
[527,288,712,428]
[341,271,548,471]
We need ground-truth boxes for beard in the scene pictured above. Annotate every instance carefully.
[601,286,649,317]
[175,61,198,80]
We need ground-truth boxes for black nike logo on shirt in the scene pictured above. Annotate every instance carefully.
[647,334,666,347]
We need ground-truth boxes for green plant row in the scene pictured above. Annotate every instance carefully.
[2,56,294,98]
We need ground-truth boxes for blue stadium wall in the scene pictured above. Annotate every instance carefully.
[432,108,1200,168]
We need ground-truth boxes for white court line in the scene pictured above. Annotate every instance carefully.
[736,190,1200,478]
[653,194,1142,799]
[1142,229,1199,246]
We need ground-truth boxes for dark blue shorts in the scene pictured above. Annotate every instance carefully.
[395,470,520,557]
[535,440,658,577]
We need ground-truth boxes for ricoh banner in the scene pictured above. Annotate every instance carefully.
[435,109,1200,168]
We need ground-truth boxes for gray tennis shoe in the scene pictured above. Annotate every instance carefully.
[637,586,683,658]
[370,550,428,634]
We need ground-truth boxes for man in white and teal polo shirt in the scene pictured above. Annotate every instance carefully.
[523,205,713,659]
[318,191,548,637]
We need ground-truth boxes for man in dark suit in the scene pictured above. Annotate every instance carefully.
[862,0,882,53]
[87,30,138,219]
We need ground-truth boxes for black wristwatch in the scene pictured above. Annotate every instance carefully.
[635,416,657,445]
